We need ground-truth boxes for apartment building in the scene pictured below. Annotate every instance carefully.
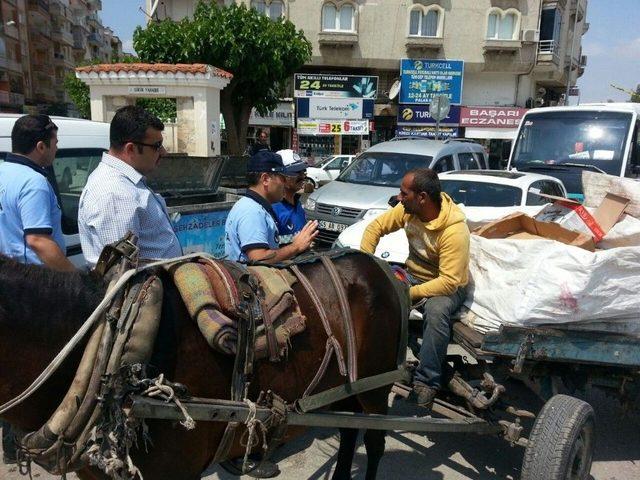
[0,0,123,115]
[0,0,28,112]
[148,0,588,160]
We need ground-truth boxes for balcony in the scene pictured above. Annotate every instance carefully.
[318,31,358,47]
[0,55,22,72]
[3,22,20,40]
[87,0,101,11]
[483,39,522,53]
[87,32,102,46]
[52,27,74,46]
[53,51,74,68]
[570,0,587,21]
[86,12,100,25]
[405,36,443,52]
[537,39,561,64]
[27,0,50,17]
[0,90,25,107]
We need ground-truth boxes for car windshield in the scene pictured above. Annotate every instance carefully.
[337,152,432,187]
[512,110,633,176]
[440,179,522,207]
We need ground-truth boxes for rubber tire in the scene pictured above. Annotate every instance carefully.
[521,394,595,480]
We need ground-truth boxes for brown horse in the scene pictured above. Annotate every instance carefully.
[0,252,406,480]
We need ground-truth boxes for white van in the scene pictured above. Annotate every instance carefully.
[0,114,110,266]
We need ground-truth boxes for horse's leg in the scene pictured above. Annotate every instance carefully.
[332,427,359,480]
[363,429,386,480]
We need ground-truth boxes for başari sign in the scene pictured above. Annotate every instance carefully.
[460,107,528,128]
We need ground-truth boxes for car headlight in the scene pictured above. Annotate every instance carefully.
[360,208,389,220]
[303,197,317,212]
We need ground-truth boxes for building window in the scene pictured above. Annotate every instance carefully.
[322,2,355,32]
[409,5,443,37]
[251,0,284,20]
[486,8,520,40]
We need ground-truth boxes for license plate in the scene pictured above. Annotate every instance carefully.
[319,220,348,232]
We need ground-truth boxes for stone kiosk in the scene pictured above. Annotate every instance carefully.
[75,63,232,156]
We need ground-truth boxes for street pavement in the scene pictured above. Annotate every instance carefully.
[2,386,638,480]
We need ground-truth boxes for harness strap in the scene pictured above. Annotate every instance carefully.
[259,300,280,362]
[290,265,347,378]
[320,256,358,383]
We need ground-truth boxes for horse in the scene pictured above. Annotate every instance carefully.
[0,251,406,480]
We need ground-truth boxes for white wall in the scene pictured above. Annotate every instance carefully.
[462,73,517,106]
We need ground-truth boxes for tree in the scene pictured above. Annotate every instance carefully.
[632,84,640,103]
[133,2,311,154]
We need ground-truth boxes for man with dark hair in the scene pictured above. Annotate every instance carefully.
[0,114,75,464]
[250,128,270,156]
[360,167,470,408]
[0,114,75,271]
[225,150,318,263]
[78,105,182,266]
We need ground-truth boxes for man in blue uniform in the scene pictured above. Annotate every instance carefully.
[0,114,76,464]
[225,150,317,263]
[272,149,309,245]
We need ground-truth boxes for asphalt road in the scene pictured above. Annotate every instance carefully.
[2,386,638,480]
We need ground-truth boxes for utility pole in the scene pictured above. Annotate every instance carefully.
[565,0,581,102]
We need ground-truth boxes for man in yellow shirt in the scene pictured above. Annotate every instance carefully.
[361,168,470,408]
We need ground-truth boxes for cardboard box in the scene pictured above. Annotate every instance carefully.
[473,212,596,251]
[534,192,630,242]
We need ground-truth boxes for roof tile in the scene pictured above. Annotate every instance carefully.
[75,63,233,79]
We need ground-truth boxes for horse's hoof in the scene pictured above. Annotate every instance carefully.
[245,459,281,478]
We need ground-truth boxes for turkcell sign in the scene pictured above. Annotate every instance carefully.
[399,59,464,105]
[296,98,374,119]
[294,73,378,99]
[397,104,460,126]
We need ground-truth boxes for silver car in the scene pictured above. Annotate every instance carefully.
[304,137,489,246]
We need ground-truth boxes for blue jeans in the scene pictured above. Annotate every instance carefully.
[413,288,466,389]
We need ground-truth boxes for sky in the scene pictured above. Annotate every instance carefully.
[100,0,640,103]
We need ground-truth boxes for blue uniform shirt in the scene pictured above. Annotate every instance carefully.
[224,190,280,262]
[0,153,65,264]
[272,194,307,245]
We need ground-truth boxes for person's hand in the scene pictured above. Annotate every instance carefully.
[292,220,319,253]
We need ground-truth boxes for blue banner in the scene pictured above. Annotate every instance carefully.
[397,104,460,126]
[396,126,460,139]
[172,209,229,257]
[400,59,464,105]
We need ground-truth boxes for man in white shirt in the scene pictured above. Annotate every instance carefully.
[78,106,183,266]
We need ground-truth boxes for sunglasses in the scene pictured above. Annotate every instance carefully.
[130,140,164,151]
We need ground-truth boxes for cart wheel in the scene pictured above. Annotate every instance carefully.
[521,394,595,480]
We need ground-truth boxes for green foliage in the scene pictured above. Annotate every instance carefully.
[631,85,640,103]
[136,98,177,123]
[133,2,312,152]
[63,72,91,118]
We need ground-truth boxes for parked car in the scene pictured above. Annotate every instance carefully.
[332,170,568,263]
[306,154,355,187]
[304,137,489,246]
[0,114,110,266]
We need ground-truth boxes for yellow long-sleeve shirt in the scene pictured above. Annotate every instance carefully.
[360,193,470,302]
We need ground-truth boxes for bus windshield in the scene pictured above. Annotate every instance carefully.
[512,110,633,177]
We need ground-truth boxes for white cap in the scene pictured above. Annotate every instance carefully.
[276,149,308,175]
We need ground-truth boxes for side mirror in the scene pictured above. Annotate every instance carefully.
[388,196,399,207]
[303,180,315,194]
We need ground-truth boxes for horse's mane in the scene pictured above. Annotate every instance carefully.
[0,254,106,327]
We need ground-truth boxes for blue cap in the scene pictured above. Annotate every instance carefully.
[248,150,303,175]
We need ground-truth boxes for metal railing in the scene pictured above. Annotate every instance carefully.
[537,39,560,63]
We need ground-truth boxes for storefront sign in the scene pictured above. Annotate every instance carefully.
[400,59,464,105]
[294,73,378,99]
[297,119,370,136]
[397,104,461,126]
[460,107,528,128]
[249,102,294,127]
[296,98,374,119]
[128,86,166,95]
[396,126,460,139]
